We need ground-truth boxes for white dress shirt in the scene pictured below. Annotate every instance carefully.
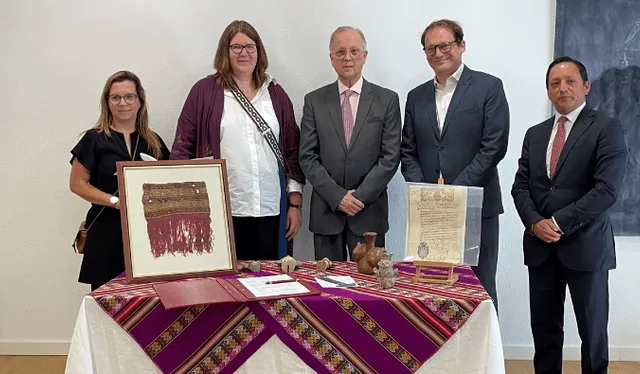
[338,75,363,121]
[434,63,465,132]
[220,75,303,217]
[546,102,586,177]
[547,101,586,233]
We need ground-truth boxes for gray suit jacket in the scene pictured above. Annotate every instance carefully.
[299,79,401,236]
[401,66,510,218]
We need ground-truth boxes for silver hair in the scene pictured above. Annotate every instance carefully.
[329,26,367,51]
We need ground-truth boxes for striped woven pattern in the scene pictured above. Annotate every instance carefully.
[91,261,490,373]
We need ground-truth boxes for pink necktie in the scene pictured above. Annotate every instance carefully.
[549,116,568,177]
[342,89,355,146]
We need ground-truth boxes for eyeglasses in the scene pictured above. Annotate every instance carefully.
[424,41,459,56]
[332,48,365,59]
[229,44,257,54]
[108,94,138,105]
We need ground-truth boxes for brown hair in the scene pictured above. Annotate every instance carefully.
[93,71,162,159]
[212,20,269,90]
[421,19,464,49]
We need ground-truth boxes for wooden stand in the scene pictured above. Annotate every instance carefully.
[412,260,459,285]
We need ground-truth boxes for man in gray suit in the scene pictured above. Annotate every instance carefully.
[400,20,510,310]
[299,26,401,261]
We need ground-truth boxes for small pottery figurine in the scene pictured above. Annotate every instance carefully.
[352,232,384,275]
[277,255,301,273]
[245,261,262,273]
[374,252,398,289]
[315,257,333,273]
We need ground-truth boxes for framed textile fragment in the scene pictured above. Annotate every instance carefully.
[116,159,237,283]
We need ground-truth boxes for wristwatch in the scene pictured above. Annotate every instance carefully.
[109,195,119,207]
[289,202,302,210]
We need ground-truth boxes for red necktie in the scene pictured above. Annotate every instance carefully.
[549,116,568,177]
[342,90,355,146]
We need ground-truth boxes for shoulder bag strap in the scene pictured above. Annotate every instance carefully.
[230,85,286,170]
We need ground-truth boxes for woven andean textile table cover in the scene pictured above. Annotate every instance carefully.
[70,261,496,374]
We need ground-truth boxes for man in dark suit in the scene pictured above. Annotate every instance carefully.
[512,56,627,374]
[400,19,510,309]
[299,26,401,261]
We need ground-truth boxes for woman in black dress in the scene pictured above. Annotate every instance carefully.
[70,71,170,291]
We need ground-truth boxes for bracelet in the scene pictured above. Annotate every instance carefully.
[289,203,302,210]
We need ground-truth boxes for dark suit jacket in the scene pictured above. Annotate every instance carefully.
[299,79,401,236]
[401,66,510,217]
[511,107,627,271]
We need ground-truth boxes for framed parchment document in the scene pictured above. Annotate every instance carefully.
[116,159,237,283]
[405,183,483,266]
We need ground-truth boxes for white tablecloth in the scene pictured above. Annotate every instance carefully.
[65,297,504,374]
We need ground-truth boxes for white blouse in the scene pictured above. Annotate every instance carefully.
[220,76,303,217]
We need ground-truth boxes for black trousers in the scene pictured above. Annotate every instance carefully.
[232,215,281,261]
[313,223,385,261]
[472,216,500,313]
[529,254,609,374]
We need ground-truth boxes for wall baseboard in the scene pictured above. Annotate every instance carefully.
[0,341,69,355]
[503,345,640,361]
[1,341,638,361]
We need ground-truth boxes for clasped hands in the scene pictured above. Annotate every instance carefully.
[532,219,562,243]
[338,189,364,217]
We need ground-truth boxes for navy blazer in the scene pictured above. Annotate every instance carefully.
[401,66,510,218]
[511,107,627,271]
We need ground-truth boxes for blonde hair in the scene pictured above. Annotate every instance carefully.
[212,20,269,90]
[93,71,162,159]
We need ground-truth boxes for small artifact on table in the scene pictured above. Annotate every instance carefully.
[315,257,333,273]
[277,255,301,273]
[374,251,398,289]
[352,232,384,275]
[244,261,262,273]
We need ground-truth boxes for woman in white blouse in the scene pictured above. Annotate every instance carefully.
[170,20,305,260]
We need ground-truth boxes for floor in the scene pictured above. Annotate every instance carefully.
[1,355,639,373]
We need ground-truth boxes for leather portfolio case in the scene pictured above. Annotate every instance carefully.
[154,277,319,309]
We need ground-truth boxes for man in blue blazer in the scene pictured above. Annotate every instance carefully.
[512,57,627,374]
[401,19,510,310]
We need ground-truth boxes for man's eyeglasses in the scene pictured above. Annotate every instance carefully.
[424,41,459,56]
[332,48,364,59]
[229,44,257,54]
[108,94,138,105]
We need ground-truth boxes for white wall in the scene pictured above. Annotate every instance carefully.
[1,0,638,360]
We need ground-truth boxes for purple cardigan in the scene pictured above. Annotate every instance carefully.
[170,76,304,184]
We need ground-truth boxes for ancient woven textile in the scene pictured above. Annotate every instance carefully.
[91,261,490,374]
[142,182,214,258]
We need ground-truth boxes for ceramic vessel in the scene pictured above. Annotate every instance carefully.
[374,252,398,289]
[352,232,384,275]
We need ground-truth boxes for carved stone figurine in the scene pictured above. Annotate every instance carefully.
[245,261,262,273]
[277,255,301,273]
[374,252,398,289]
[352,232,384,275]
[315,257,333,273]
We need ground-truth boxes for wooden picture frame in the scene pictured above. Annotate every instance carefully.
[116,159,237,283]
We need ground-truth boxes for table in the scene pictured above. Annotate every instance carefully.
[65,261,504,374]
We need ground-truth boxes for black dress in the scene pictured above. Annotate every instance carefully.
[70,129,170,289]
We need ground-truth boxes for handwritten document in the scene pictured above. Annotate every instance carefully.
[237,274,310,298]
[406,184,467,264]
